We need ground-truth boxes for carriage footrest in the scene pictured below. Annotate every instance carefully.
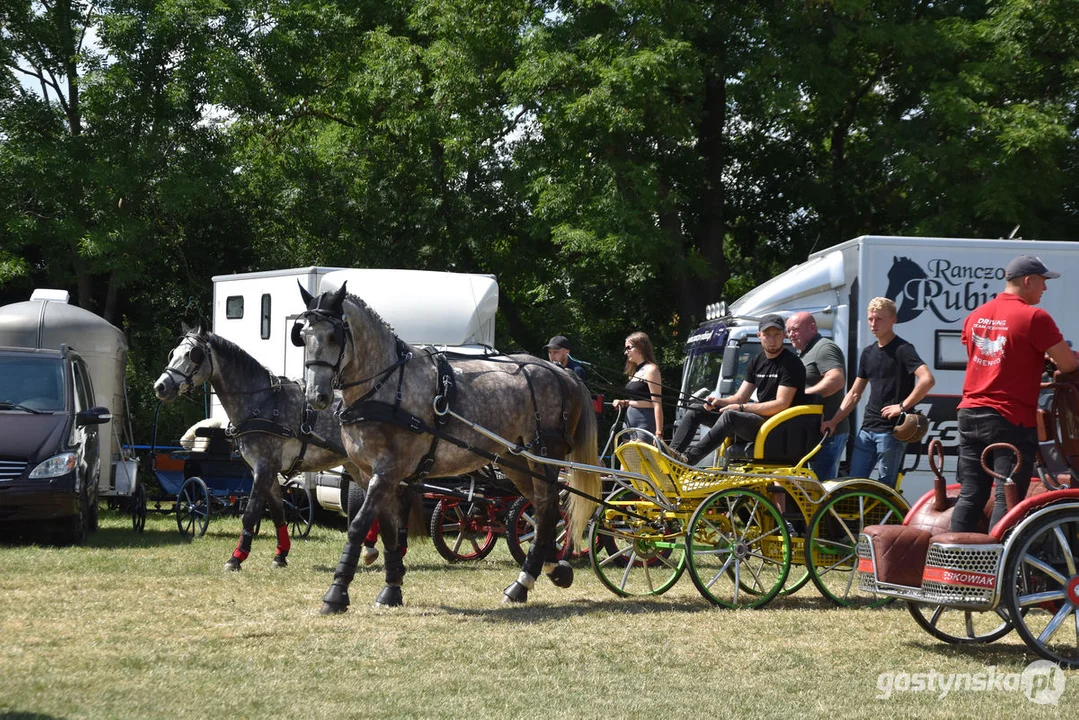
[862,525,932,587]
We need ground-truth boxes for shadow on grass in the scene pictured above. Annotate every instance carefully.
[439,596,716,622]
[903,636,1040,669]
[0,712,67,720]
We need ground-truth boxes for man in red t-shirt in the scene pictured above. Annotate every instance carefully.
[951,255,1078,532]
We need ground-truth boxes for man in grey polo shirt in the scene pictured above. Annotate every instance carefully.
[785,312,847,480]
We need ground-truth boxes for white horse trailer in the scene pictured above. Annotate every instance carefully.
[211,267,499,515]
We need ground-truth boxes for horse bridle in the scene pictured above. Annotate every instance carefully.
[293,309,351,381]
[162,333,214,394]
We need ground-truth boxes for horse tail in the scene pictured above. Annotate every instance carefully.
[405,487,427,542]
[565,379,601,546]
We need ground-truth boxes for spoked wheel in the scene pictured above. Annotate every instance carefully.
[685,488,791,608]
[805,488,906,608]
[132,482,147,533]
[283,481,314,539]
[780,566,813,597]
[176,476,211,539]
[588,489,685,597]
[907,602,1014,644]
[429,498,498,562]
[504,496,570,566]
[1004,508,1079,667]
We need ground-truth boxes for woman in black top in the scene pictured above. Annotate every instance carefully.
[612,331,663,441]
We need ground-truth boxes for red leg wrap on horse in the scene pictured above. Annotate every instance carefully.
[365,519,380,546]
[232,547,250,561]
[276,523,291,554]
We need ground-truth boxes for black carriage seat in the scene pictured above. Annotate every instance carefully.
[725,402,824,467]
[194,426,234,459]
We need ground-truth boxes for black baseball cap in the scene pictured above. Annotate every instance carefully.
[758,314,785,332]
[1005,255,1060,280]
[543,335,571,350]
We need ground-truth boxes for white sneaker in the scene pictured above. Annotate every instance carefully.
[361,545,379,566]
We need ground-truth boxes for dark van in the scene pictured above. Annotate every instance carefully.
[0,345,111,544]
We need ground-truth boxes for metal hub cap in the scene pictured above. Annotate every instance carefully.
[1066,576,1079,606]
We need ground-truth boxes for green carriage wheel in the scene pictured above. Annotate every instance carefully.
[685,488,791,609]
[588,489,685,597]
[805,488,905,608]
[780,565,813,596]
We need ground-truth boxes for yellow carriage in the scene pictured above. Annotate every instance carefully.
[589,405,910,608]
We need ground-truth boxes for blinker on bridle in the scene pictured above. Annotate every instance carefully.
[162,333,213,392]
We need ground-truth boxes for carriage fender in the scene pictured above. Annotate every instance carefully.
[821,479,909,512]
[994,495,1079,544]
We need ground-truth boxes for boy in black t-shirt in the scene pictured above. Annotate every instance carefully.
[671,314,806,466]
[822,298,935,487]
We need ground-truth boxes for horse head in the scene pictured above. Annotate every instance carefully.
[885,256,928,323]
[293,280,350,410]
[154,324,214,401]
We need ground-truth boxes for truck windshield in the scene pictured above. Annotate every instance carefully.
[681,349,725,404]
[0,356,65,412]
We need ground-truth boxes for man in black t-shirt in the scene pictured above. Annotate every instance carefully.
[822,297,935,487]
[670,314,806,466]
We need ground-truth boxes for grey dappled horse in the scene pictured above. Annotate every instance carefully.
[294,282,601,613]
[153,327,422,569]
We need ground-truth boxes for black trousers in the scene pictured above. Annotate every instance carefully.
[672,404,764,466]
[950,407,1038,533]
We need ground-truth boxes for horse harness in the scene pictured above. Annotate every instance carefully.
[176,332,346,478]
[335,344,575,484]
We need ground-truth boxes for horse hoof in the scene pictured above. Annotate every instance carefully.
[224,558,242,572]
[503,581,529,603]
[375,585,403,607]
[320,602,348,615]
[272,555,288,568]
[361,546,379,566]
[547,561,574,588]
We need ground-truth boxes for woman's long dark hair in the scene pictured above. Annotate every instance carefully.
[623,331,658,376]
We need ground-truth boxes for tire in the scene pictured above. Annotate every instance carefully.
[176,476,211,539]
[1003,508,1079,666]
[504,496,570,566]
[805,488,905,608]
[685,488,790,608]
[56,486,90,546]
[907,602,1014,644]
[346,480,365,524]
[283,481,314,539]
[429,498,498,562]
[132,482,147,533]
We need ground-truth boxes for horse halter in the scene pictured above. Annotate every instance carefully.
[292,309,350,380]
[162,334,213,394]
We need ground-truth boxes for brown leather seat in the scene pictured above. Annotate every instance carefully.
[863,525,932,587]
[927,531,997,545]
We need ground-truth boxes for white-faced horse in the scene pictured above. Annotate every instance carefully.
[293,282,601,613]
[153,327,422,569]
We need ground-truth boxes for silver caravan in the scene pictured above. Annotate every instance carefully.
[210,267,499,514]
[679,235,1079,502]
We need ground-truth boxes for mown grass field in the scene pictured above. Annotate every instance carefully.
[0,510,1074,719]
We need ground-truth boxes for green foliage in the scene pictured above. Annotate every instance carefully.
[3,0,1078,442]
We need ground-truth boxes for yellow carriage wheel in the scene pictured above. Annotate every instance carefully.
[804,488,905,608]
[588,489,686,597]
[685,488,791,609]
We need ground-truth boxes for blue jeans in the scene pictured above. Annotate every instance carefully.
[849,429,907,488]
[810,432,848,481]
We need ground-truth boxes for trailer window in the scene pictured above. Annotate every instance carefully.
[260,294,271,339]
[935,330,966,370]
[225,296,244,319]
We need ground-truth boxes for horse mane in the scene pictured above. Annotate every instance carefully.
[203,330,274,381]
[342,291,400,341]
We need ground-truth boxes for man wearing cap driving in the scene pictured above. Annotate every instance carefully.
[669,313,806,466]
[543,335,588,382]
[951,255,1078,532]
